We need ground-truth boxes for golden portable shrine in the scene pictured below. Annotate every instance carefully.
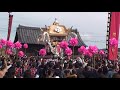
[14,19,87,58]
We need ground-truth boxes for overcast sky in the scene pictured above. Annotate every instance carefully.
[0,12,119,49]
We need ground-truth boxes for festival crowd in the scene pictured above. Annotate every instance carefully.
[0,37,119,78]
[0,55,120,78]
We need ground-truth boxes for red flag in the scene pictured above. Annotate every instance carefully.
[108,12,120,61]
[7,14,13,41]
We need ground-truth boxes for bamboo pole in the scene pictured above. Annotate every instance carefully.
[94,55,95,69]
[92,56,94,71]
[73,46,74,60]
[25,48,26,55]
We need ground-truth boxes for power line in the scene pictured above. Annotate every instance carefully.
[0,27,107,36]
[81,36,106,37]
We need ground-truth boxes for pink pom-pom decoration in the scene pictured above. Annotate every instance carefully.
[39,49,46,57]
[6,40,14,48]
[109,38,118,47]
[78,46,86,54]
[14,41,22,49]
[65,47,72,56]
[93,45,98,54]
[23,44,28,49]
[59,41,68,49]
[99,50,105,55]
[6,49,12,55]
[88,45,98,54]
[82,48,93,57]
[0,39,7,46]
[69,38,78,46]
[83,48,89,55]
[0,45,2,49]
[18,51,24,57]
[88,52,93,57]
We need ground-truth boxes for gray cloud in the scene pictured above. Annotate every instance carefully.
[0,12,114,49]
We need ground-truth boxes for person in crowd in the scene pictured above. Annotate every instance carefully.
[102,66,108,77]
[14,61,23,78]
[53,62,63,78]
[112,73,120,78]
[107,66,117,78]
[4,66,15,78]
[74,61,84,78]
[23,70,32,78]
[0,57,8,78]
[1,52,119,78]
[97,68,107,78]
[30,62,37,78]
[35,60,47,78]
[83,66,94,78]
[46,69,54,78]
[64,69,71,78]
[70,69,78,78]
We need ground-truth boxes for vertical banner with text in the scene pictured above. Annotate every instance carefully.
[108,12,120,60]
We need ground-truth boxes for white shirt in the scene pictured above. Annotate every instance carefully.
[55,76,60,78]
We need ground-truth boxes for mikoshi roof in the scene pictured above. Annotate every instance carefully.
[14,25,87,47]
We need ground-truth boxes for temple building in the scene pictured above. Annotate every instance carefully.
[14,19,87,58]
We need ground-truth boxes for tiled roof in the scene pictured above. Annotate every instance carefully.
[14,25,44,44]
[14,25,87,47]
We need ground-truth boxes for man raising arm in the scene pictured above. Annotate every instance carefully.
[0,59,8,78]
